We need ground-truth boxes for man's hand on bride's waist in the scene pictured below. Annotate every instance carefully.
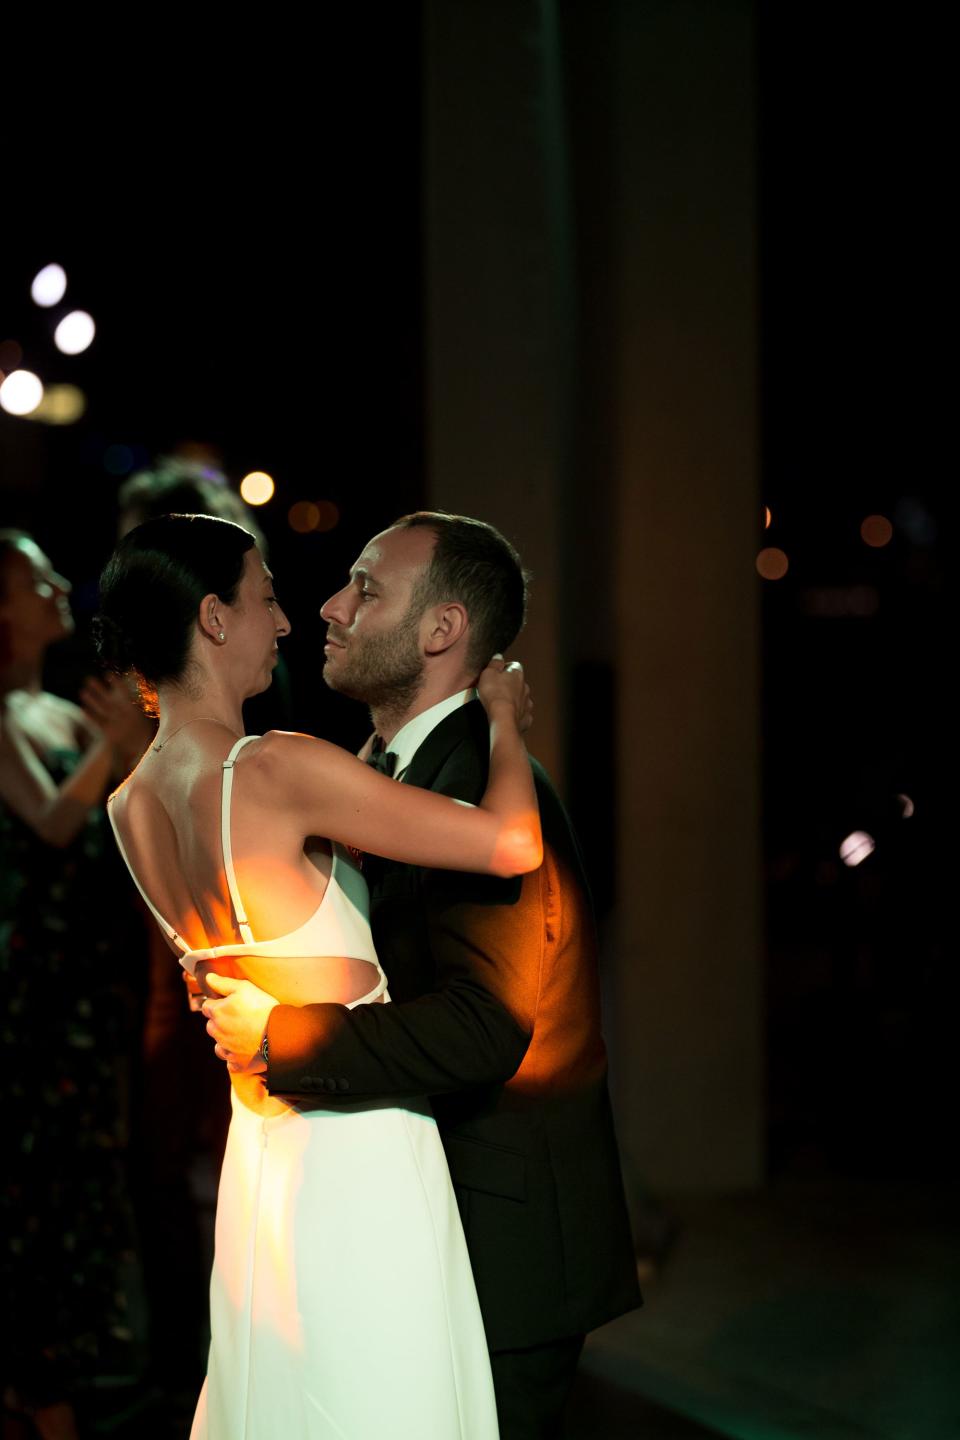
[201,973,278,1073]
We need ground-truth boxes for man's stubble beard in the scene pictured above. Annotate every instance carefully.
[323,609,426,715]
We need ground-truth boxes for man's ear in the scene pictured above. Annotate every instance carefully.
[422,602,468,656]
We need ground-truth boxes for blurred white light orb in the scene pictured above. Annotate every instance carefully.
[54,310,96,355]
[840,831,875,867]
[240,471,275,506]
[31,263,67,307]
[0,369,44,416]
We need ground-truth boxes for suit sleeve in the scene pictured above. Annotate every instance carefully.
[265,985,530,1099]
[265,746,543,1099]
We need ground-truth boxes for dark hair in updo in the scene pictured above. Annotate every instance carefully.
[96,514,257,713]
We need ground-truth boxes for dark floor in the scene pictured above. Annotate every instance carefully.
[568,1181,960,1440]
[567,1370,726,1438]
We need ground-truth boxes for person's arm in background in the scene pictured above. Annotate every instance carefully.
[0,678,150,848]
[78,673,154,777]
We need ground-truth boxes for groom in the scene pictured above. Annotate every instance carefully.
[204,512,641,1437]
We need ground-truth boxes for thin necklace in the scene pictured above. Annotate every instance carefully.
[152,716,241,753]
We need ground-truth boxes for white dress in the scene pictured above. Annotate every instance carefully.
[108,736,499,1440]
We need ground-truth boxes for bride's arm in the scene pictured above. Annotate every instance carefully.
[253,662,542,878]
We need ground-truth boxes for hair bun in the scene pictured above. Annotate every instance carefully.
[92,612,137,675]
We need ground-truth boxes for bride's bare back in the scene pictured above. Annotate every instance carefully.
[111,729,381,1008]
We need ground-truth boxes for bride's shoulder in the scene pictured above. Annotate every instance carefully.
[246,730,347,781]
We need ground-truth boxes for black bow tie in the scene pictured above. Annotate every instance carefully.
[366,744,399,778]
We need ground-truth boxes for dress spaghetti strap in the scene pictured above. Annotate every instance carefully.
[220,735,260,946]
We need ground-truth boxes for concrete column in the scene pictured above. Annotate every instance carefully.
[609,0,763,1190]
[422,0,763,1191]
[422,0,567,785]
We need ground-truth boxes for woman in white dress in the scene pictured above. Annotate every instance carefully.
[95,514,542,1440]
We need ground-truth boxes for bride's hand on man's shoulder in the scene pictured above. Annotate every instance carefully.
[478,655,533,734]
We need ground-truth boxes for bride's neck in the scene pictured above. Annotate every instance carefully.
[155,676,244,738]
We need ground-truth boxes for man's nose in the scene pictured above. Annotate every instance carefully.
[320,586,350,623]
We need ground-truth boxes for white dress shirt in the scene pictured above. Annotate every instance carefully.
[386,688,478,781]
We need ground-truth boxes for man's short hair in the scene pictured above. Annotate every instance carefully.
[393,511,529,671]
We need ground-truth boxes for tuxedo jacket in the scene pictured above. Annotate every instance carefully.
[267,699,641,1350]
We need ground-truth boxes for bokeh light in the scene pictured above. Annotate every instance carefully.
[54,310,96,355]
[240,471,275,505]
[840,831,875,867]
[763,506,771,529]
[288,501,320,533]
[287,499,341,534]
[802,585,879,619]
[896,794,915,820]
[31,263,67,307]
[861,514,893,548]
[314,500,340,532]
[0,369,44,416]
[756,546,788,580]
[32,384,87,425]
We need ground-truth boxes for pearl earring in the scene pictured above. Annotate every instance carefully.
[218,631,225,642]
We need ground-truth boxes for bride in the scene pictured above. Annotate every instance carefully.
[95,514,541,1440]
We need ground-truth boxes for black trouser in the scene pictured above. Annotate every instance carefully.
[489,1333,585,1439]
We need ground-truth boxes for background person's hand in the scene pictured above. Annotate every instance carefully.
[478,655,533,733]
[80,673,153,767]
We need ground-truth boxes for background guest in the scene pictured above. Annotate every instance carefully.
[0,532,151,1440]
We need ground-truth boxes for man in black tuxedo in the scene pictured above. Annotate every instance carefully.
[205,512,640,1437]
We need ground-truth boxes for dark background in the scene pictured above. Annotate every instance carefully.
[2,2,950,1182]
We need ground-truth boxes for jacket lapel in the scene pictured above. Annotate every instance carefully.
[365,700,487,895]
[400,698,487,793]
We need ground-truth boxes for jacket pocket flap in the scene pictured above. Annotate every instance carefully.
[443,1134,526,1202]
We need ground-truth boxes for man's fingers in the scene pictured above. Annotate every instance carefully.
[213,1042,266,1077]
[204,972,240,996]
